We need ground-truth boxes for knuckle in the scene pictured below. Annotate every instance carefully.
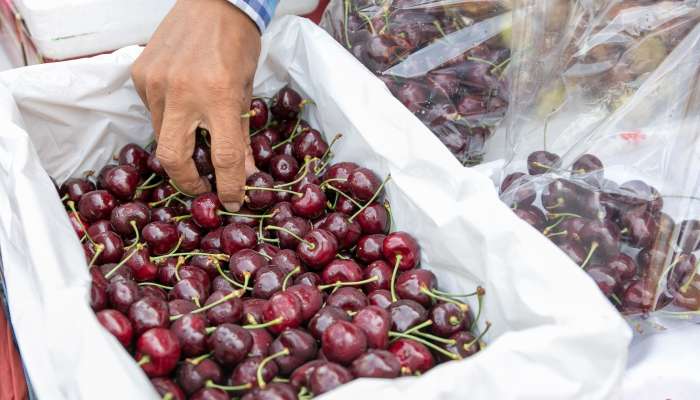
[211,146,244,169]
[156,143,181,167]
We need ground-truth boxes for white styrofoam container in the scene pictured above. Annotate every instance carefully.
[14,0,319,60]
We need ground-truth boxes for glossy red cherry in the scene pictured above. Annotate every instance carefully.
[606,253,638,281]
[61,178,96,202]
[271,86,305,120]
[351,350,401,378]
[556,238,587,266]
[243,298,268,324]
[335,196,357,215]
[248,98,269,130]
[348,168,382,202]
[326,287,368,313]
[353,305,390,349]
[203,290,243,326]
[176,359,223,395]
[269,249,301,275]
[355,203,388,234]
[388,338,434,375]
[321,259,363,285]
[395,269,437,307]
[170,277,209,304]
[272,217,311,249]
[87,219,112,237]
[111,202,150,237]
[431,302,469,337]
[230,356,278,389]
[356,234,385,263]
[320,212,362,249]
[269,154,299,182]
[93,231,125,264]
[143,221,179,255]
[151,206,178,223]
[96,309,133,347]
[622,210,658,248]
[104,165,140,200]
[445,331,480,359]
[229,249,268,282]
[252,267,285,299]
[291,184,327,219]
[363,260,392,292]
[147,152,167,176]
[262,291,303,334]
[500,172,536,206]
[269,328,318,374]
[79,190,117,222]
[221,223,257,255]
[207,323,252,367]
[290,360,325,390]
[292,129,329,161]
[308,306,351,340]
[170,313,209,357]
[389,299,428,332]
[201,228,223,252]
[309,362,353,396]
[248,328,273,358]
[135,327,181,377]
[191,388,228,400]
[118,143,150,175]
[322,320,367,365]
[151,378,185,400]
[192,193,223,229]
[286,284,323,321]
[323,162,359,193]
[246,172,276,210]
[192,142,213,176]
[527,150,561,175]
[243,383,297,400]
[129,296,169,335]
[176,220,202,251]
[383,231,420,270]
[297,229,339,269]
[251,135,274,169]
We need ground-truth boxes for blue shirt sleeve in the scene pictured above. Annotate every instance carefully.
[228,0,279,32]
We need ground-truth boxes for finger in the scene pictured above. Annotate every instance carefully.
[145,77,166,141]
[208,105,247,212]
[157,102,210,196]
[241,87,258,177]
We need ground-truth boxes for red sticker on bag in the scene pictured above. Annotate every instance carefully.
[618,131,646,143]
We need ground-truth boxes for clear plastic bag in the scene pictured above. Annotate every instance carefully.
[320,0,512,166]
[499,5,700,331]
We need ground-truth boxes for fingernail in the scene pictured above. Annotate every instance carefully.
[223,202,241,212]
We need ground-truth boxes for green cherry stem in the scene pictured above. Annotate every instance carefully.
[257,348,290,389]
[149,192,182,207]
[541,216,565,235]
[271,118,303,150]
[217,210,277,219]
[413,330,456,345]
[420,287,469,311]
[469,287,486,331]
[171,214,192,222]
[431,287,481,298]
[546,230,568,238]
[151,252,229,262]
[403,319,433,336]
[137,282,173,290]
[124,220,141,249]
[162,393,173,400]
[264,226,315,249]
[324,185,363,208]
[137,355,151,366]
[215,262,252,291]
[580,242,599,269]
[547,212,583,219]
[388,331,460,360]
[205,381,252,392]
[318,134,343,166]
[170,283,246,321]
[318,275,378,291]
[88,244,105,267]
[384,200,393,232]
[243,317,283,330]
[274,160,314,189]
[105,243,144,279]
[349,174,392,222]
[245,186,302,197]
[136,173,158,190]
[465,321,492,351]
[67,200,95,245]
[60,194,69,202]
[282,266,301,291]
[679,259,700,293]
[186,352,212,366]
[390,255,403,302]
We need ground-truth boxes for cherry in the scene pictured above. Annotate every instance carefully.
[192,193,223,229]
[193,142,214,176]
[271,217,311,249]
[151,379,185,400]
[527,150,561,175]
[129,296,169,335]
[151,182,177,204]
[389,299,428,332]
[356,234,386,263]
[335,196,358,215]
[92,231,125,264]
[321,259,363,285]
[541,179,580,211]
[395,80,428,113]
[308,306,351,340]
[191,388,228,400]
[368,289,393,309]
[286,284,323,321]
[322,320,367,365]
[87,219,112,237]
[96,309,133,347]
[111,202,150,237]
[147,152,167,176]
[363,260,392,292]
[243,298,269,324]
[353,305,391,349]
[118,143,150,175]
[177,220,202,251]
[79,190,117,222]
[107,278,141,314]
[201,228,224,252]
[61,178,96,202]
[556,238,587,266]
[211,275,235,294]
[388,338,434,375]
[204,289,243,325]
[290,360,325,389]
[572,154,604,183]
[445,331,480,359]
[430,302,469,337]
[275,142,294,158]
[170,277,209,304]
[230,356,279,389]
[271,86,305,120]
[294,272,321,287]
[143,221,179,255]
[291,184,327,219]
[151,206,178,223]
[309,362,353,396]
[104,164,140,200]
[269,249,301,274]
[252,267,285,299]
[580,219,621,259]
[320,212,363,249]
[247,328,273,358]
[606,253,638,281]
[262,291,303,334]
[170,313,209,357]
[247,98,269,130]
[269,328,318,374]
[621,279,654,313]
[101,261,134,282]
[135,327,181,377]
[678,220,700,253]
[222,223,257,255]
[156,258,181,286]
[207,323,252,366]
[97,165,117,189]
[622,210,658,248]
[383,231,420,270]
[176,359,223,395]
[586,266,621,297]
[251,135,274,169]
[513,206,546,230]
[179,265,212,290]
[140,285,167,301]
[248,172,280,211]
[558,217,587,243]
[500,172,536,206]
[297,229,339,269]
[327,287,368,313]
[229,249,268,282]
[355,203,389,235]
[243,383,297,400]
[68,211,87,238]
[348,168,382,202]
[90,280,108,311]
[269,155,299,182]
[324,162,359,193]
[395,269,437,307]
[293,130,329,161]
[351,350,401,378]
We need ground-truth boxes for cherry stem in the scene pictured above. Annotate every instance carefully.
[241,109,258,119]
[620,227,628,235]
[544,198,565,210]
[136,173,159,190]
[162,393,173,400]
[413,330,456,345]
[243,317,283,330]
[470,288,486,331]
[217,210,276,219]
[151,252,229,262]
[137,355,151,366]
[320,178,348,187]
[205,327,217,334]
[193,297,201,308]
[60,194,69,202]
[349,174,392,222]
[467,56,498,68]
[359,12,376,35]
[137,282,173,290]
[384,200,393,232]
[420,287,468,311]
[464,321,492,351]
[271,117,303,150]
[542,216,566,235]
[282,266,301,291]
[187,352,212,366]
[343,0,352,48]
[580,242,598,269]
[170,282,246,321]
[610,293,622,305]
[104,244,143,278]
[264,225,314,248]
[257,348,290,389]
[318,134,343,166]
[403,319,432,336]
[325,185,363,208]
[169,179,195,198]
[679,258,700,293]
[432,287,481,298]
[205,381,252,392]
[547,212,583,219]
[390,255,403,302]
[124,220,141,249]
[256,250,273,260]
[318,275,378,291]
[388,331,460,360]
[165,236,184,258]
[274,159,314,189]
[245,186,302,197]
[546,230,568,238]
[88,244,104,267]
[66,200,95,245]
[272,377,289,383]
[149,192,181,207]
[172,214,192,222]
[215,262,252,291]
[449,315,461,326]
[433,20,447,38]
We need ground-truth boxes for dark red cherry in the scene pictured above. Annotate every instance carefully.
[176,359,223,395]
[556,238,587,266]
[79,190,117,222]
[248,328,273,357]
[513,205,546,230]
[170,277,209,304]
[262,291,303,334]
[586,266,621,297]
[335,196,357,215]
[290,360,325,390]
[273,217,311,249]
[129,296,168,335]
[118,143,150,175]
[201,228,223,252]
[291,184,327,219]
[309,362,353,396]
[93,231,125,264]
[104,165,140,200]
[269,155,299,182]
[395,269,437,307]
[151,378,185,400]
[500,172,536,206]
[286,284,323,321]
[292,129,329,161]
[430,302,469,337]
[248,98,269,130]
[61,178,96,203]
[621,279,654,313]
[294,272,321,287]
[389,299,428,332]
[260,127,281,145]
[355,203,388,235]
[207,323,252,367]
[383,231,420,270]
[193,142,214,176]
[147,152,167,176]
[580,219,621,257]
[96,309,133,347]
[150,183,177,204]
[364,261,392,292]
[176,220,202,251]
[271,86,305,120]
[678,220,700,253]
[191,388,228,400]
[229,249,268,282]
[351,350,400,379]
[151,206,178,223]
[246,172,276,210]
[308,306,351,340]
[572,154,604,183]
[622,210,658,249]
[243,298,268,324]
[211,275,235,294]
[368,289,393,309]
[97,165,117,189]
[274,142,294,158]
[221,223,257,255]
[327,287,368,314]
[353,305,390,349]
[143,221,179,255]
[356,234,385,264]
[348,168,382,202]
[323,162,359,193]
[251,135,274,169]
[230,356,278,390]
[135,328,181,377]
[192,193,223,229]
[170,313,209,357]
[269,328,318,374]
[320,212,363,249]
[68,211,87,238]
[252,267,285,299]
[606,253,638,281]
[111,202,150,237]
[322,320,367,365]
[388,338,434,375]
[297,229,339,269]
[321,259,363,285]
[396,80,428,113]
[446,331,480,359]
[527,150,561,175]
[87,219,112,237]
[269,249,301,275]
[243,383,297,400]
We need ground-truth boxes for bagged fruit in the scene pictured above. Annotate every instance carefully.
[0,16,629,400]
[320,0,512,166]
[499,19,700,330]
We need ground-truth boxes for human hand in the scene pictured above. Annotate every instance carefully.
[132,0,260,211]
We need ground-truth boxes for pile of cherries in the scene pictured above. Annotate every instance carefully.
[58,86,487,400]
[500,151,700,316]
[322,0,510,165]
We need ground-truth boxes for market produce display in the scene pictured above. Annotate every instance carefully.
[58,87,487,399]
[321,0,511,166]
